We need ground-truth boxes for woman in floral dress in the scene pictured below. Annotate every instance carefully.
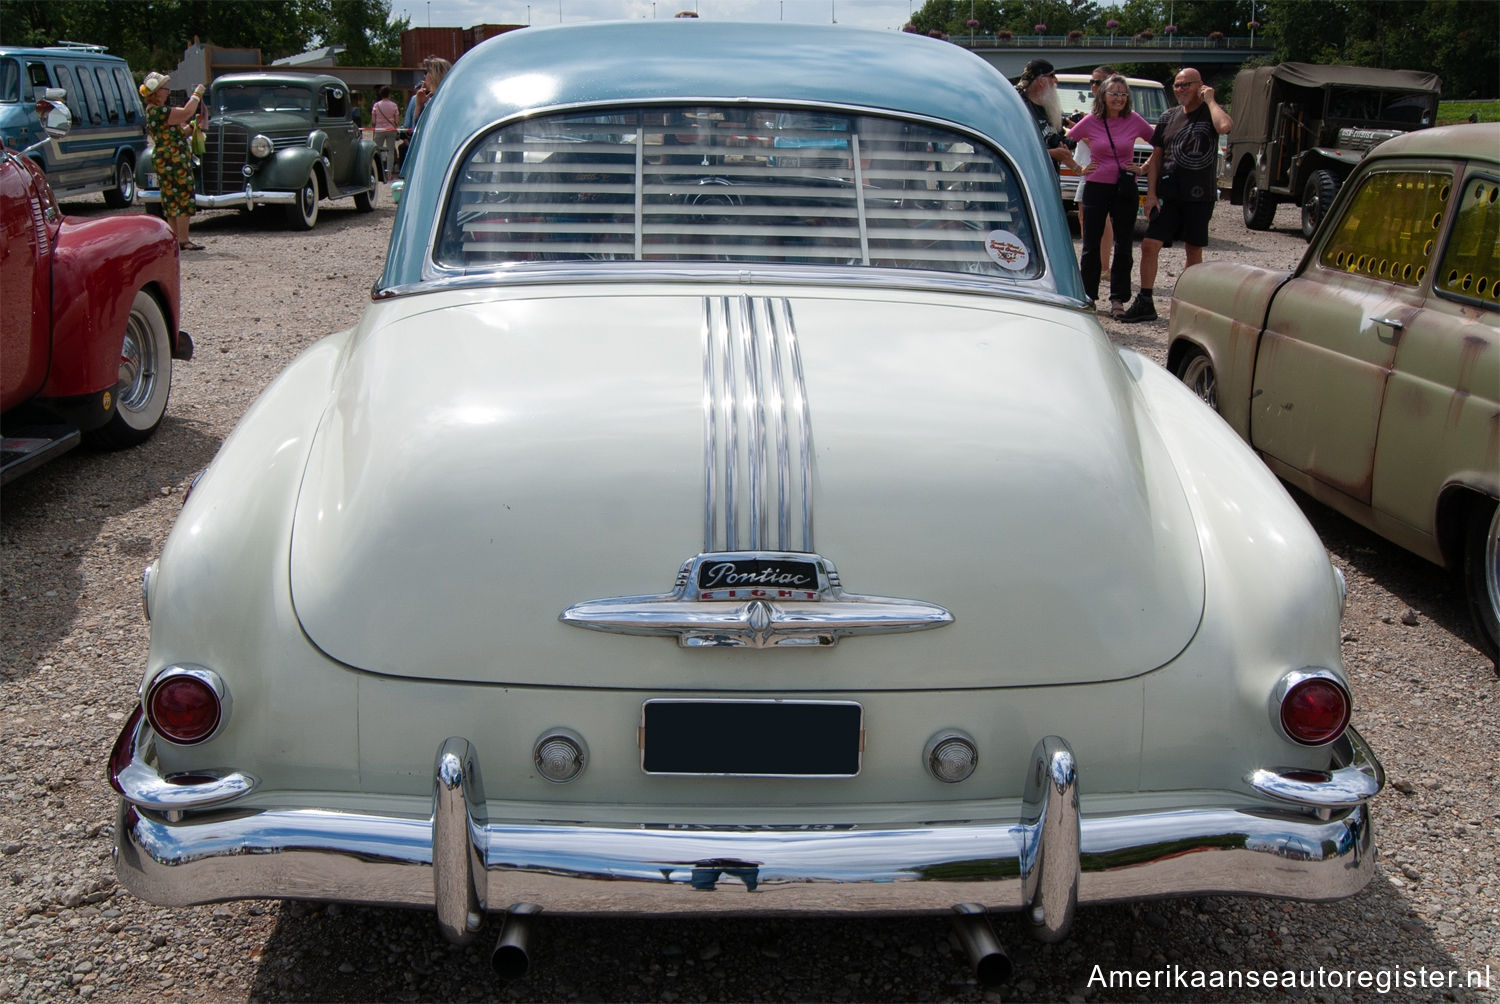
[140,71,206,250]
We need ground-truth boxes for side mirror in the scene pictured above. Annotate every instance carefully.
[38,89,72,139]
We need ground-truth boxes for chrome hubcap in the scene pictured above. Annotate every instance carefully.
[117,310,158,412]
[1182,356,1217,410]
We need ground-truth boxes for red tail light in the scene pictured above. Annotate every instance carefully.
[1277,674,1350,746]
[146,667,228,745]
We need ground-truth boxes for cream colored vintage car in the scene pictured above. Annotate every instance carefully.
[1169,123,1499,665]
[110,21,1383,983]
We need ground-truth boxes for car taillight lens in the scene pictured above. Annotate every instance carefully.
[146,667,228,745]
[1278,675,1350,746]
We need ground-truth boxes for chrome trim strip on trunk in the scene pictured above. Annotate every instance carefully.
[702,295,813,554]
[112,732,1381,937]
[700,298,717,549]
[741,295,766,549]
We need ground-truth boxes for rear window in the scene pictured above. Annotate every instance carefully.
[1435,174,1499,306]
[438,104,1040,279]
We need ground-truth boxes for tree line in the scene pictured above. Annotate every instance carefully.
[909,0,1496,100]
[1,0,1493,101]
[0,0,406,74]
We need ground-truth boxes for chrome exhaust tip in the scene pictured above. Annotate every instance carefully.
[951,903,1012,989]
[491,903,541,980]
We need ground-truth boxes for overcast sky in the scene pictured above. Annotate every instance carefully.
[397,0,921,31]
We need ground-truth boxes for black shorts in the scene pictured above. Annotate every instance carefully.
[1144,199,1213,248]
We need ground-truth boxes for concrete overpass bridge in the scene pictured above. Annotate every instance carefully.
[948,33,1274,79]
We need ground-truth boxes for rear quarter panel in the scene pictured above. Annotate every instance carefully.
[1119,349,1348,792]
[1167,262,1289,437]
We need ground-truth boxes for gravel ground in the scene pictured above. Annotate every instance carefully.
[1,189,1496,1004]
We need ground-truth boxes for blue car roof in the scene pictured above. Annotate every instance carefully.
[380,20,1075,294]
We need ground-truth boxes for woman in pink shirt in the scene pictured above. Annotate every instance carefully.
[371,85,401,180]
[1066,75,1155,316]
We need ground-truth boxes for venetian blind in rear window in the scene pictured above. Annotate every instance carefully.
[437,105,1040,279]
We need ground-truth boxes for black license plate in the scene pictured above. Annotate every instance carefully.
[641,700,862,776]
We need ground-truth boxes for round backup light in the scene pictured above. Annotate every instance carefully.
[924,732,979,783]
[146,667,228,745]
[534,730,587,783]
[1278,675,1350,746]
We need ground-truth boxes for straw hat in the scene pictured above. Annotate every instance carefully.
[138,72,170,98]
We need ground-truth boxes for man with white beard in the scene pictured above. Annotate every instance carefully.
[1015,59,1080,176]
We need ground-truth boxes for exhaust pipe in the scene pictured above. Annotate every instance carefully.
[491,903,542,980]
[951,903,1012,989]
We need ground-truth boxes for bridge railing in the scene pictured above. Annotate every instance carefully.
[947,33,1267,51]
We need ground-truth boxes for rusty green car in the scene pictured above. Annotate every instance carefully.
[1170,123,1500,664]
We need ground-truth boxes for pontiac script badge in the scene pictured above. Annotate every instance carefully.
[559,551,953,649]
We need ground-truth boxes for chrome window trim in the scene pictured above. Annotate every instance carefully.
[374,263,1087,312]
[413,96,1060,295]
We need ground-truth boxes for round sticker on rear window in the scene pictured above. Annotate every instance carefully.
[985,230,1030,271]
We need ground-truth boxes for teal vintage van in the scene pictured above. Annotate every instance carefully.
[0,43,148,206]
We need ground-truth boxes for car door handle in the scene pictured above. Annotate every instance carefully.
[1372,316,1404,331]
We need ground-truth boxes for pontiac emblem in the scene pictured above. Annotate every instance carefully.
[559,551,953,649]
[695,556,819,599]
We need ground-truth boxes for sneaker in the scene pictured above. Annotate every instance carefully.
[1117,295,1157,323]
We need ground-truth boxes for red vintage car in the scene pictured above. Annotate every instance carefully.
[1,99,191,483]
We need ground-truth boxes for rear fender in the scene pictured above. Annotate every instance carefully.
[1167,263,1291,438]
[1303,148,1364,171]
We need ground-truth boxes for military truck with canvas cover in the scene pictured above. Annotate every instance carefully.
[1221,62,1440,239]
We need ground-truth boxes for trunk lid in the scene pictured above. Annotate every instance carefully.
[289,285,1202,689]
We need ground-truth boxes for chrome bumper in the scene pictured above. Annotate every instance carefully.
[137,185,297,208]
[111,713,1381,945]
